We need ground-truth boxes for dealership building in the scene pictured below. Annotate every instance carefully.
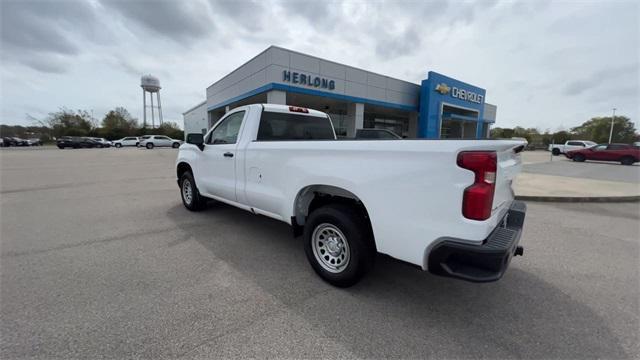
[183,46,497,139]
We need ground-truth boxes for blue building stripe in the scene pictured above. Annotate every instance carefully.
[207,83,276,111]
[207,83,418,112]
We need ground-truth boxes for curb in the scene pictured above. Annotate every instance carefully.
[515,195,640,203]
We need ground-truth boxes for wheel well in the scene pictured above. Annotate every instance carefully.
[176,162,192,179]
[292,185,374,245]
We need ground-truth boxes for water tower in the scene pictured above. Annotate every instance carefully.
[141,75,163,128]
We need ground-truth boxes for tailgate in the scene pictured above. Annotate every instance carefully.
[493,144,524,214]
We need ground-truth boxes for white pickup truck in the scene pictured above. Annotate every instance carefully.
[549,140,596,155]
[176,104,527,287]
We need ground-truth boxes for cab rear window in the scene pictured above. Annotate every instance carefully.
[257,111,335,141]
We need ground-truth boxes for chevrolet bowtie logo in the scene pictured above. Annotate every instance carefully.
[435,83,450,95]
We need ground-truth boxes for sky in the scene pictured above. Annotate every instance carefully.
[1,0,638,132]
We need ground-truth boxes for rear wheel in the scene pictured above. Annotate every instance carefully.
[620,156,635,166]
[179,171,206,211]
[552,148,560,156]
[303,204,375,287]
[146,143,154,149]
[573,154,586,162]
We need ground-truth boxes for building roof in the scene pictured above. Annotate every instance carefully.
[206,45,419,91]
[182,100,206,115]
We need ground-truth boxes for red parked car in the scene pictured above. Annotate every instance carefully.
[565,143,639,165]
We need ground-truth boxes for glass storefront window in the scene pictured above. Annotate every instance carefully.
[441,119,477,139]
[327,113,347,136]
[363,114,409,137]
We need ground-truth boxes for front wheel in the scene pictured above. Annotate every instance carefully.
[620,156,635,166]
[115,143,122,148]
[573,154,586,162]
[179,171,206,211]
[303,204,375,287]
[146,143,154,149]
[172,142,180,148]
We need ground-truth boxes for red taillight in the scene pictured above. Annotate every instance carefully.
[289,106,309,113]
[457,151,497,220]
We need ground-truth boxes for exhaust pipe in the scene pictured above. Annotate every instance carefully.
[514,246,524,257]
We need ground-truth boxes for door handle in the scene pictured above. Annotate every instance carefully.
[223,152,234,158]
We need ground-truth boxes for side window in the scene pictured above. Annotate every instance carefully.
[567,141,581,146]
[207,111,245,144]
[607,144,626,150]
[593,145,607,151]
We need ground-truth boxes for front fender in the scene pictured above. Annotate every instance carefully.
[175,145,201,177]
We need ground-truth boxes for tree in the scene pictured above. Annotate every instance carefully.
[101,107,138,139]
[571,116,638,143]
[45,108,93,138]
[490,127,514,139]
[547,130,572,145]
[155,121,184,140]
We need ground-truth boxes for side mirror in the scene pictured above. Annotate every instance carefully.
[186,133,204,150]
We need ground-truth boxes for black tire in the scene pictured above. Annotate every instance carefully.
[57,145,64,149]
[620,156,635,166]
[115,143,122,148]
[303,204,375,287]
[573,154,585,162]
[172,142,180,148]
[97,144,103,148]
[146,143,154,149]
[136,142,139,147]
[552,148,560,156]
[179,171,206,211]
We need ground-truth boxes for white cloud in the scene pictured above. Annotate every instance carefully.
[1,0,638,132]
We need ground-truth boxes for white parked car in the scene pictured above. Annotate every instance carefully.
[113,137,139,148]
[548,140,596,155]
[91,137,112,148]
[176,104,527,287]
[139,135,183,149]
[26,138,42,146]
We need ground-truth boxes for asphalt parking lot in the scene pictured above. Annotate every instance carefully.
[1,147,639,359]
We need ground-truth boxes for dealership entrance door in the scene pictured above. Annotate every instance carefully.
[440,104,479,139]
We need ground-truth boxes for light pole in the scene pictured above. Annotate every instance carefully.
[608,108,616,144]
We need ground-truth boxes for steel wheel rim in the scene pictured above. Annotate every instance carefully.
[182,179,193,205]
[312,223,350,273]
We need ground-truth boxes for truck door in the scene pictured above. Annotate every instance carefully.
[589,144,608,160]
[603,144,627,161]
[198,110,246,201]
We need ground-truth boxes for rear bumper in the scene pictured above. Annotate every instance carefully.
[428,201,526,283]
